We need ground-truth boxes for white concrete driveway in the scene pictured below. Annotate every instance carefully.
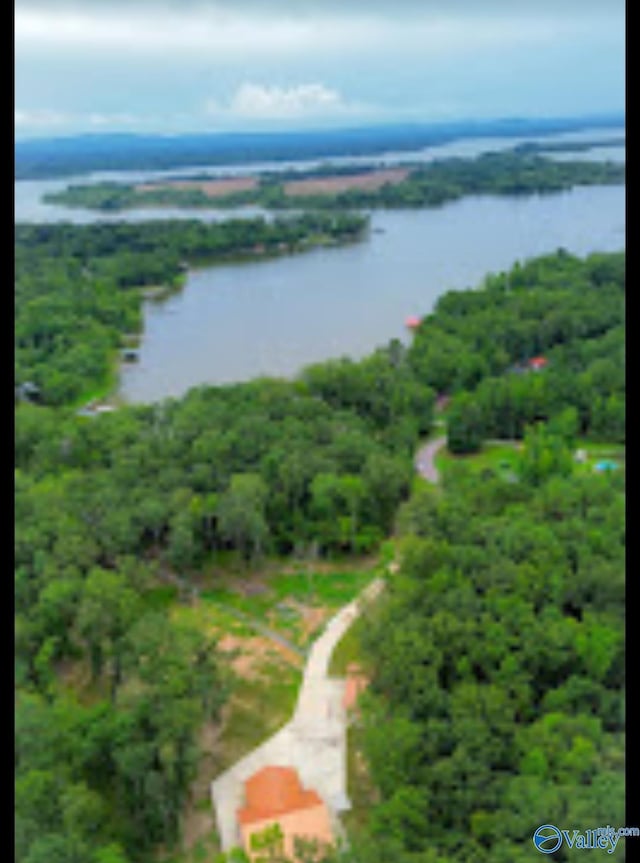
[211,577,384,852]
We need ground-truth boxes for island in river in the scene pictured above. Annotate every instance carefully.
[43,148,624,212]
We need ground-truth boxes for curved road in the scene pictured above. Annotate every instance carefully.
[414,435,447,483]
[211,578,384,852]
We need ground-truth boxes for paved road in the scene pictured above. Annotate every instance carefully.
[414,435,447,483]
[210,577,384,852]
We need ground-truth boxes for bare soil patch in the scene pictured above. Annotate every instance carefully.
[135,176,258,198]
[218,633,303,675]
[300,605,330,641]
[283,167,409,197]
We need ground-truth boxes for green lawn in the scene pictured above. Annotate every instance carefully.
[573,439,625,473]
[329,613,368,677]
[215,660,301,774]
[203,568,374,612]
[434,440,521,477]
[200,568,376,650]
[434,437,625,480]
[170,600,255,639]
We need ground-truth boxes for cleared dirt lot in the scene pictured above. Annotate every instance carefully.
[134,168,410,201]
[135,176,259,197]
[282,167,410,197]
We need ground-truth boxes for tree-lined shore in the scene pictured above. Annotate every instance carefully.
[43,149,624,212]
[15,229,625,861]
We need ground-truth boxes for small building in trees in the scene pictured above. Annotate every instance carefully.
[528,355,549,371]
[509,356,549,375]
[237,766,333,861]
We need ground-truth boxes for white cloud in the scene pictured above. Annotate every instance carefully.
[87,112,140,127]
[15,2,624,135]
[14,6,335,56]
[14,4,584,59]
[230,83,343,119]
[15,107,149,135]
[15,108,71,129]
[201,82,378,126]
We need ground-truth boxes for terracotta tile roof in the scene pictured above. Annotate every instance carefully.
[238,767,323,826]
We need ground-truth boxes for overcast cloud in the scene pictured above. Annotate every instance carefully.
[15,0,625,137]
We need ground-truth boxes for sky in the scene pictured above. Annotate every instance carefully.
[14,0,625,139]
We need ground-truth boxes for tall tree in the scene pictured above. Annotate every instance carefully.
[217,473,270,561]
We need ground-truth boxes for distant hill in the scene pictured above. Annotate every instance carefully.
[15,113,624,179]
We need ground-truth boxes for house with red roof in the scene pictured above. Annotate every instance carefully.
[238,766,333,861]
[528,355,548,371]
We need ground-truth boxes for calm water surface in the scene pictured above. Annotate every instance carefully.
[14,129,625,403]
[118,184,625,402]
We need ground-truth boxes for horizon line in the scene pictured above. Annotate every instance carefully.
[15,109,626,145]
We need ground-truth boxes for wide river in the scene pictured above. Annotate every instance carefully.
[15,129,625,404]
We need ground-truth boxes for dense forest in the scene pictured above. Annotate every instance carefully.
[409,249,625,450]
[348,456,625,862]
[15,213,367,406]
[15,224,625,862]
[225,450,625,863]
[44,150,624,212]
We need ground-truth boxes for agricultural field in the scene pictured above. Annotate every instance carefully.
[282,167,410,197]
[135,176,259,198]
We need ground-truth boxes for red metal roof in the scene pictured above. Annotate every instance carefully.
[528,356,548,368]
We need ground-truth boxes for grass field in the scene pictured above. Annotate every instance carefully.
[328,613,368,678]
[434,438,625,480]
[434,439,521,476]
[201,567,376,650]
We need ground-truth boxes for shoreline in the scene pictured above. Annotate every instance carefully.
[39,147,625,214]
